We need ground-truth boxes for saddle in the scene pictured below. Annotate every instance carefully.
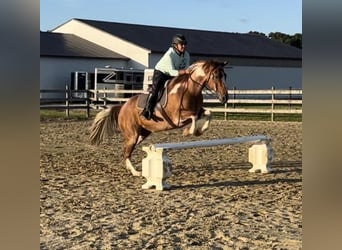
[137,80,179,127]
[136,81,170,110]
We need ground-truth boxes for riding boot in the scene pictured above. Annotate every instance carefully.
[142,92,158,120]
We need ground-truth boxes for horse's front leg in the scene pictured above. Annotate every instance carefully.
[194,109,212,136]
[182,109,212,136]
[182,115,197,136]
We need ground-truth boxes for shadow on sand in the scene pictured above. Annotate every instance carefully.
[171,160,302,190]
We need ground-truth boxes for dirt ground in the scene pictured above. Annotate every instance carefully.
[40,118,302,249]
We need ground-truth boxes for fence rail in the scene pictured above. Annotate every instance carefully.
[40,85,90,117]
[40,85,302,121]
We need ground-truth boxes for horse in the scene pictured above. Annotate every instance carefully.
[89,60,229,176]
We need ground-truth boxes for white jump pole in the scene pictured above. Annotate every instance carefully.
[153,135,270,150]
[141,135,274,191]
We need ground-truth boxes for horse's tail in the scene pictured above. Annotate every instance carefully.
[89,105,122,145]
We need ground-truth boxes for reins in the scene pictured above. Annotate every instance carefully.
[189,65,227,99]
[189,71,215,93]
[189,75,204,88]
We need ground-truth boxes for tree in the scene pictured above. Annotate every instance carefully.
[268,32,302,49]
[248,31,302,49]
[248,31,267,37]
[289,33,302,49]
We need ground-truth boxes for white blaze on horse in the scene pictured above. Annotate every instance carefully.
[89,60,229,176]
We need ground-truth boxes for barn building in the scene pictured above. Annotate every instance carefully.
[41,18,301,94]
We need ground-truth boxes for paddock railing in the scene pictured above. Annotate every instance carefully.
[204,87,302,121]
[40,85,91,117]
[40,85,302,121]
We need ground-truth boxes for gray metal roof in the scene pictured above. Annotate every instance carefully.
[40,31,128,59]
[74,18,301,60]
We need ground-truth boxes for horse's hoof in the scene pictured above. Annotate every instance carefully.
[194,131,202,136]
[182,128,190,136]
[132,170,142,177]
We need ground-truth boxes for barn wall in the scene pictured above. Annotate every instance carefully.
[40,57,127,91]
[225,66,302,90]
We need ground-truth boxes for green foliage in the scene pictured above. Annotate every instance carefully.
[214,113,301,122]
[268,32,302,49]
[206,103,302,122]
[248,31,267,37]
[248,31,302,49]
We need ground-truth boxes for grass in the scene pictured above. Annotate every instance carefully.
[212,112,302,122]
[206,103,302,122]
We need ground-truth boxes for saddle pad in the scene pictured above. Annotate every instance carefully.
[136,83,169,110]
[136,93,149,110]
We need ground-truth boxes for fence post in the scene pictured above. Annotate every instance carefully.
[85,79,90,117]
[224,102,227,120]
[65,84,70,117]
[232,86,236,109]
[271,86,275,122]
[86,90,90,118]
[289,86,292,109]
[96,87,99,109]
[103,86,107,107]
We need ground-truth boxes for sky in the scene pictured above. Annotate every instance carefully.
[40,0,302,35]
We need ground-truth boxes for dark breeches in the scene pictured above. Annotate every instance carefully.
[151,70,172,94]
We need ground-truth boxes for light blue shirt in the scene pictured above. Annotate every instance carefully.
[155,47,190,76]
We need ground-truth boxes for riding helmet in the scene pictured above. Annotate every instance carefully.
[172,34,187,45]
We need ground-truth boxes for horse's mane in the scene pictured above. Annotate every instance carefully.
[189,60,225,74]
[202,60,225,73]
[167,72,190,89]
[167,60,226,90]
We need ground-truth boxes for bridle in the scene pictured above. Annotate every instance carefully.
[189,67,225,93]
[189,74,205,88]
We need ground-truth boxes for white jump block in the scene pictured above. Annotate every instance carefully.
[248,142,274,173]
[141,135,273,190]
[141,147,172,191]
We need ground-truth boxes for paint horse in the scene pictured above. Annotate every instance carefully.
[89,60,229,176]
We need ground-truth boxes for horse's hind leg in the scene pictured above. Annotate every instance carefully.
[125,159,141,176]
[123,129,151,176]
[123,138,141,176]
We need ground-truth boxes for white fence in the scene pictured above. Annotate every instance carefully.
[205,88,302,121]
[40,86,302,121]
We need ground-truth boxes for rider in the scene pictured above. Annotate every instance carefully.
[142,34,191,120]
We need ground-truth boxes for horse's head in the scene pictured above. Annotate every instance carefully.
[187,60,229,103]
[202,60,229,104]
